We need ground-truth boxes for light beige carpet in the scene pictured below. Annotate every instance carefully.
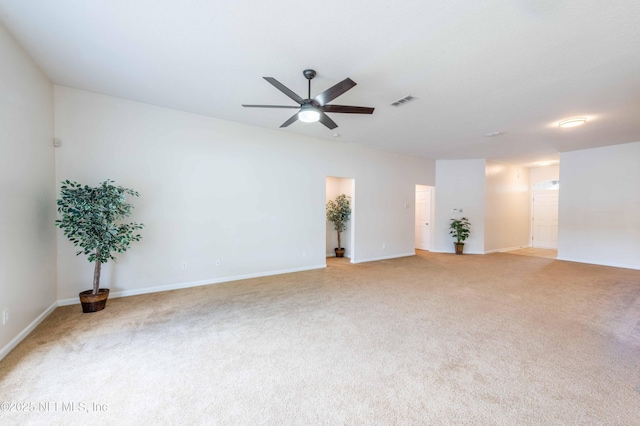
[1,251,639,425]
[505,248,558,259]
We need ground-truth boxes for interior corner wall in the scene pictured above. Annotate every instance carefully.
[558,141,640,270]
[484,161,530,253]
[433,159,486,254]
[326,177,353,258]
[0,23,56,355]
[53,86,436,299]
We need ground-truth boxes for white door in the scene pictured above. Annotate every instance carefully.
[415,189,431,250]
[532,191,559,249]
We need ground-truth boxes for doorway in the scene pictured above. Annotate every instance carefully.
[415,185,433,251]
[326,176,354,259]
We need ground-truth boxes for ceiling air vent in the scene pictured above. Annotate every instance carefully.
[391,95,415,106]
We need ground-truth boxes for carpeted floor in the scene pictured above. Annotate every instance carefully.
[505,248,558,259]
[1,251,639,425]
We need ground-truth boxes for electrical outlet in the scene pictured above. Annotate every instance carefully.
[2,309,8,325]
[215,260,221,266]
[302,250,307,257]
[382,243,386,249]
[181,262,187,270]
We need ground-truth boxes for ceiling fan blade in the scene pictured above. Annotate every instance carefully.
[280,112,299,128]
[318,112,338,130]
[322,105,374,114]
[263,77,304,104]
[242,104,300,108]
[314,78,356,106]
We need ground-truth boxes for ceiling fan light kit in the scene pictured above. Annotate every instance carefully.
[298,104,320,123]
[242,69,374,129]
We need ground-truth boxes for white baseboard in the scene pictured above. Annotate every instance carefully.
[58,263,327,306]
[0,301,58,361]
[351,252,415,264]
[556,256,640,271]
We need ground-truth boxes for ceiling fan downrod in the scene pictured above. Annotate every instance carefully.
[303,69,316,100]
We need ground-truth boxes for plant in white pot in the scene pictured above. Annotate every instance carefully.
[55,180,144,313]
[449,217,471,255]
[326,194,351,258]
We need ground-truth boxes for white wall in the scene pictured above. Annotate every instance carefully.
[530,165,560,185]
[0,23,56,356]
[326,177,353,257]
[558,141,640,270]
[484,161,530,252]
[54,86,436,299]
[433,159,486,254]
[351,150,434,262]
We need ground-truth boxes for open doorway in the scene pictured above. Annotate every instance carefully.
[528,164,560,258]
[326,176,354,259]
[415,185,434,251]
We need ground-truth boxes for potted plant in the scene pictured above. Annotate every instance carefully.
[326,194,351,258]
[55,180,144,313]
[449,217,471,255]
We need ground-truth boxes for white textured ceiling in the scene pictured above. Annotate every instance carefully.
[2,0,640,166]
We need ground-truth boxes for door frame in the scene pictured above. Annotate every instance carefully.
[325,176,356,261]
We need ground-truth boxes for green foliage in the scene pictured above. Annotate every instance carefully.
[326,194,351,250]
[449,217,471,243]
[55,179,144,265]
[326,194,351,233]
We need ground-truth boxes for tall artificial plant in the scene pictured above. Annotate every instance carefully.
[326,194,351,250]
[55,180,144,295]
[449,217,471,243]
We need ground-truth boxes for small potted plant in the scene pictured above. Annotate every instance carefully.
[449,217,471,255]
[326,194,351,258]
[55,180,144,313]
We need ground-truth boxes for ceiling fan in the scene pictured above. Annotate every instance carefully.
[242,69,374,130]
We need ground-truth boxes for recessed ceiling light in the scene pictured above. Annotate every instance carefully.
[536,161,552,166]
[332,133,340,138]
[558,117,587,128]
[484,131,503,137]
